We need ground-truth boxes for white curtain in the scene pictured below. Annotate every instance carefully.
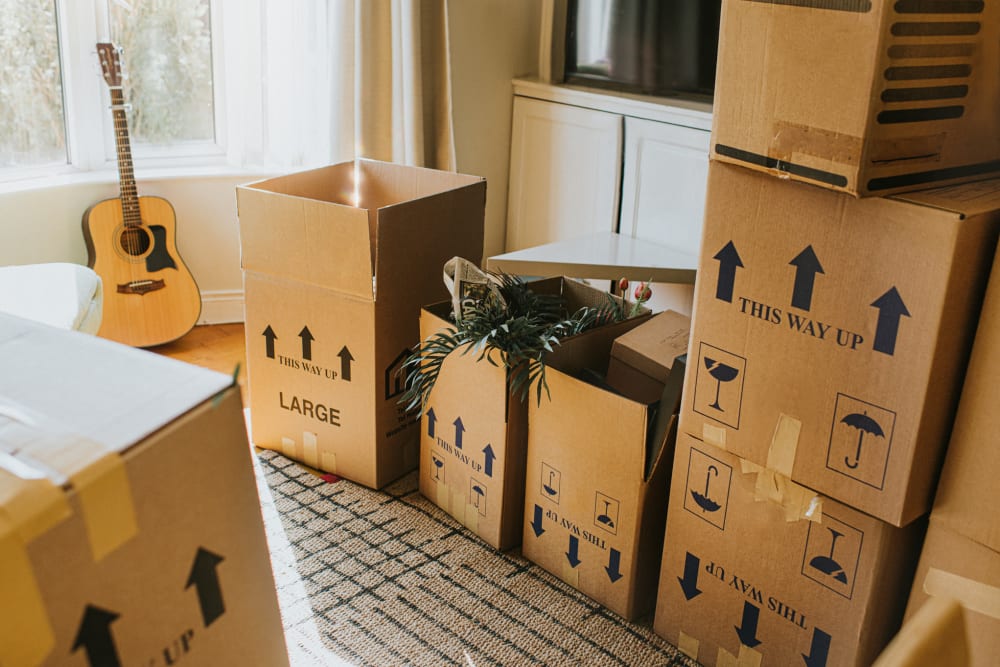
[221,0,454,171]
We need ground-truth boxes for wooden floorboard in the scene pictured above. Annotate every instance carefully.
[150,323,249,406]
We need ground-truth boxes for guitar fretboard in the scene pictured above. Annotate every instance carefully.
[109,87,141,228]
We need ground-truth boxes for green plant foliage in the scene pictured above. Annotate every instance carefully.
[400,273,627,415]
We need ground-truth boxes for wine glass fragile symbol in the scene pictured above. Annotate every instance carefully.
[704,357,739,411]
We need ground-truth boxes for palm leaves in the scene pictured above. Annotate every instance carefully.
[400,273,627,414]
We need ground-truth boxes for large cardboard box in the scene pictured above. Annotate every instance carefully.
[711,0,1000,196]
[418,277,647,550]
[654,433,924,667]
[0,313,288,667]
[903,244,1000,666]
[606,309,691,404]
[237,159,485,489]
[519,318,682,620]
[680,163,1000,525]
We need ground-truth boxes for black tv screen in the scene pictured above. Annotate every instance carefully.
[564,0,722,98]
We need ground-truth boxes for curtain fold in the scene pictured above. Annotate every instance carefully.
[223,0,454,171]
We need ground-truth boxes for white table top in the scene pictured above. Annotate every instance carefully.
[486,232,698,284]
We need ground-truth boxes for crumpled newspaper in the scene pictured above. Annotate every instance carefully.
[442,257,505,324]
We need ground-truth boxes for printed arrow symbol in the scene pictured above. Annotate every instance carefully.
[530,504,545,537]
[802,627,831,667]
[298,326,315,360]
[483,443,496,477]
[338,346,354,381]
[186,547,226,628]
[426,407,437,438]
[566,535,581,568]
[453,416,465,449]
[789,245,825,311]
[677,551,703,601]
[714,241,744,303]
[735,600,762,648]
[605,548,624,583]
[871,287,910,356]
[262,325,277,359]
[72,605,122,667]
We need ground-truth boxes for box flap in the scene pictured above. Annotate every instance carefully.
[892,178,1000,219]
[610,310,691,383]
[0,314,233,454]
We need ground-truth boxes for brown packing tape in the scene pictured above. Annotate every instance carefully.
[717,645,763,667]
[560,559,580,588]
[464,503,479,533]
[0,461,70,545]
[766,414,799,479]
[677,631,700,661]
[302,431,319,470]
[771,121,863,166]
[70,452,138,562]
[703,423,727,450]
[924,568,1000,621]
[0,519,54,667]
[321,450,337,473]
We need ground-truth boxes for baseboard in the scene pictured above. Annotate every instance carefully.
[197,289,245,325]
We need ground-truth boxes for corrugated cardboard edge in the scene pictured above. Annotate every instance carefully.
[924,568,1000,621]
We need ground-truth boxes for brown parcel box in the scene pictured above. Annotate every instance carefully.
[654,433,924,667]
[418,277,648,550]
[711,0,1000,197]
[520,317,680,620]
[0,313,288,667]
[680,163,1000,526]
[237,159,485,489]
[605,309,691,404]
[903,243,1000,666]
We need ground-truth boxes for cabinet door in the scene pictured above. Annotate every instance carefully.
[505,96,622,251]
[620,117,710,257]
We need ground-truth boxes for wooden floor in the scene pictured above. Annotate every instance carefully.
[151,323,249,406]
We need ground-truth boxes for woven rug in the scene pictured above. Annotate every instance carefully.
[252,448,697,667]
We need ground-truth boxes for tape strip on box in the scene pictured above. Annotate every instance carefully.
[703,424,727,450]
[741,414,822,523]
[771,121,863,166]
[677,631,700,660]
[924,568,1000,620]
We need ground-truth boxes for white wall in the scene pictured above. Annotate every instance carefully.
[0,6,539,322]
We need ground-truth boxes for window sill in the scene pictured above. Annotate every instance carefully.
[0,163,277,196]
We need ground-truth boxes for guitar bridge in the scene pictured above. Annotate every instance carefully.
[117,279,166,295]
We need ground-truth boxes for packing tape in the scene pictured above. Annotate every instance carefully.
[0,518,55,667]
[766,414,799,479]
[924,568,1000,621]
[703,424,727,450]
[677,631,700,660]
[742,464,822,524]
[0,459,70,545]
[717,644,763,667]
[435,478,447,506]
[281,436,297,459]
[771,120,863,166]
[70,452,138,562]
[560,560,580,588]
[464,503,479,533]
[321,450,337,473]
[302,431,319,470]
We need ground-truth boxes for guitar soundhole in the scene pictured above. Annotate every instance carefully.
[119,227,150,257]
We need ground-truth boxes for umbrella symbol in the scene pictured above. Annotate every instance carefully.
[704,357,739,412]
[840,411,884,469]
[596,500,616,528]
[432,456,443,481]
[472,484,485,509]
[543,470,558,497]
[690,465,722,512]
[809,527,848,584]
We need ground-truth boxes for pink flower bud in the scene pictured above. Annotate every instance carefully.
[618,277,629,293]
[634,283,652,301]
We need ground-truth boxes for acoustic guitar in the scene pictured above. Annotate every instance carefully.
[83,42,201,348]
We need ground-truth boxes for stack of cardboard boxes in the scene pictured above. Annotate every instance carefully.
[652,1,1000,665]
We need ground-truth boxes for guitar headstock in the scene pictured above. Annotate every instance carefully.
[96,42,123,88]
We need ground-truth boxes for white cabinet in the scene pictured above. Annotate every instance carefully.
[505,96,622,251]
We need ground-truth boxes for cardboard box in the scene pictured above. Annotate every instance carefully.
[679,163,1000,525]
[606,310,691,404]
[0,313,288,667]
[418,277,648,550]
[902,244,1000,666]
[653,433,925,667]
[711,0,1000,196]
[519,318,682,620]
[874,596,969,667]
[237,159,485,489]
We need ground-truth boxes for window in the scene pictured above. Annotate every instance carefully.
[0,0,224,181]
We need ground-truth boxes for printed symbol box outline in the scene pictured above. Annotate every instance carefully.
[693,342,747,430]
[801,513,864,600]
[593,492,621,536]
[470,477,488,516]
[430,453,446,484]
[683,446,733,531]
[826,392,896,491]
[540,462,561,505]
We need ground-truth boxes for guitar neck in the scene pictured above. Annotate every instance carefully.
[109,87,141,227]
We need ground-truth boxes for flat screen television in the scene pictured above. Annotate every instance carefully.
[563,0,722,99]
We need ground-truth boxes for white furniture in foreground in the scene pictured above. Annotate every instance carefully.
[0,263,104,333]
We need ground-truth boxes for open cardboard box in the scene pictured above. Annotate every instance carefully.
[417,277,649,550]
[711,0,1000,196]
[680,163,1000,526]
[237,159,485,489]
[0,313,288,667]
